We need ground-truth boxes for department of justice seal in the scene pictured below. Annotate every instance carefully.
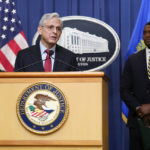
[16,82,68,134]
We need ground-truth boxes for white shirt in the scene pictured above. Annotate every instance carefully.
[146,47,150,71]
[39,41,55,71]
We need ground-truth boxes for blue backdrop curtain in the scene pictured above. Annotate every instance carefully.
[14,0,142,150]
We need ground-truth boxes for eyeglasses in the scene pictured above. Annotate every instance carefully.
[42,25,62,32]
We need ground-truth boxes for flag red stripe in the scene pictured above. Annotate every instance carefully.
[20,31,27,40]
[7,39,21,55]
[0,50,14,71]
[31,110,47,117]
[36,111,45,117]
[32,112,38,116]
[40,111,47,117]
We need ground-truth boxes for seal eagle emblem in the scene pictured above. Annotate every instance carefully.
[16,82,68,134]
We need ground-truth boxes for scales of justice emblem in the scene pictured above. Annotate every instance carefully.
[16,82,68,134]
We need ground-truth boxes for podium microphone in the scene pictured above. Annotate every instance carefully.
[50,52,81,71]
[15,51,54,72]
[15,50,80,72]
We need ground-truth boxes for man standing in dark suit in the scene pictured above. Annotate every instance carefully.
[14,13,77,72]
[120,22,150,150]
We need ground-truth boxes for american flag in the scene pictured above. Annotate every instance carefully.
[0,0,28,71]
[31,110,48,118]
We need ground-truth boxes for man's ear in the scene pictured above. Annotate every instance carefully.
[38,26,42,35]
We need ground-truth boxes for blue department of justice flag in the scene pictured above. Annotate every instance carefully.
[0,0,28,71]
[125,0,150,60]
[122,101,128,124]
[122,0,150,124]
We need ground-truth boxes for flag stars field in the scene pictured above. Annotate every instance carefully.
[1,34,6,39]
[3,17,8,22]
[4,8,9,13]
[12,9,16,14]
[11,18,15,23]
[5,0,9,4]
[10,27,14,32]
[0,0,28,71]
[2,26,7,31]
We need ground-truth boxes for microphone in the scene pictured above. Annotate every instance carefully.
[15,51,54,72]
[49,51,80,71]
[15,50,80,72]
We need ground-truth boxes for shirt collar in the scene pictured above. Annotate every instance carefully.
[40,41,56,54]
[146,47,150,52]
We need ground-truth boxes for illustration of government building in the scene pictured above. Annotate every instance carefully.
[57,27,109,54]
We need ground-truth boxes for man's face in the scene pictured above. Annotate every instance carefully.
[143,25,150,48]
[38,17,62,48]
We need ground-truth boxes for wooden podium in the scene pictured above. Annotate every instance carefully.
[0,72,108,150]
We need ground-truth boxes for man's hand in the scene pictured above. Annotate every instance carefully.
[136,106,143,118]
[136,104,150,118]
[140,104,150,115]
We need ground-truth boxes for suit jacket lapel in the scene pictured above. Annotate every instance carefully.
[30,44,44,71]
[141,49,150,82]
[53,45,61,71]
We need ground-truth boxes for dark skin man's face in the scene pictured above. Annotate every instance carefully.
[143,25,150,48]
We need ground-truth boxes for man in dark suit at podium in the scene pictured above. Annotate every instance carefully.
[14,12,77,72]
[120,22,150,150]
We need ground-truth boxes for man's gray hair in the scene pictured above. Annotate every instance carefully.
[39,12,63,27]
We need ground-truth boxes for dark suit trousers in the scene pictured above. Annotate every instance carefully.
[129,126,144,150]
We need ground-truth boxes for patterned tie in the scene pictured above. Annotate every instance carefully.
[44,49,52,72]
[148,56,150,79]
